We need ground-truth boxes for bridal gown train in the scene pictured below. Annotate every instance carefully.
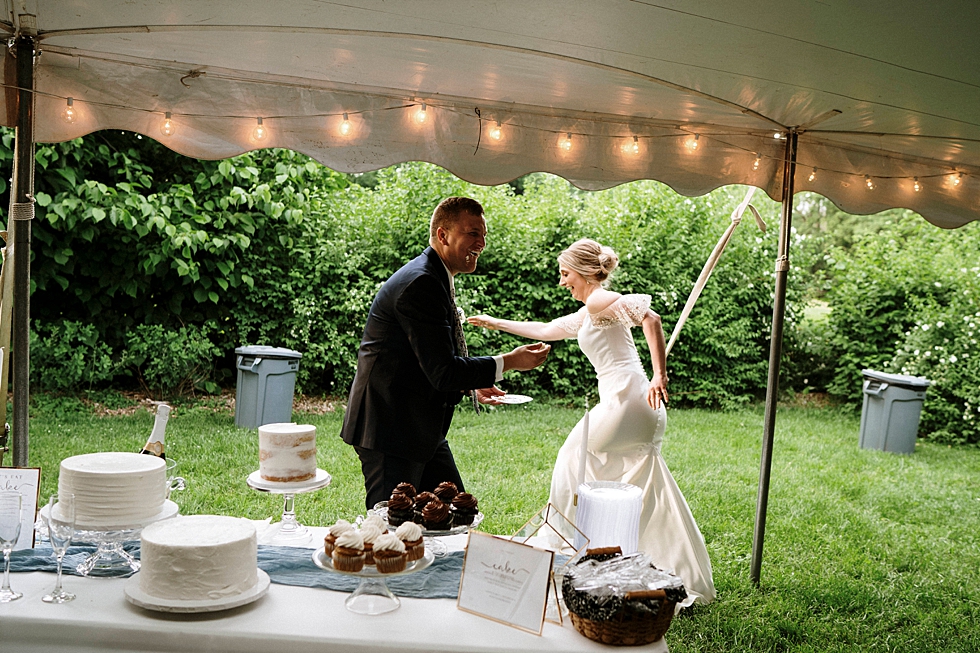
[549,294,716,605]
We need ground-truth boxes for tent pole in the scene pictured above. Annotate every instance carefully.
[750,131,798,585]
[9,34,36,467]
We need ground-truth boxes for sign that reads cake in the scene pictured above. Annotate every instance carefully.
[457,531,554,635]
[0,467,41,550]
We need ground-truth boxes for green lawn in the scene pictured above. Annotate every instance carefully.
[24,398,980,652]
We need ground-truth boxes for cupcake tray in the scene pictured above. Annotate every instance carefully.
[311,547,434,577]
[372,501,483,536]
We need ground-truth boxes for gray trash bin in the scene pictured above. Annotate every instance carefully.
[234,346,303,428]
[859,369,931,454]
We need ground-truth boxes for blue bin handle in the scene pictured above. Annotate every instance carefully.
[237,356,263,373]
[863,380,888,397]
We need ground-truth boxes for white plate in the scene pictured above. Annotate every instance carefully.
[312,547,434,577]
[498,394,533,405]
[246,469,332,493]
[124,569,271,613]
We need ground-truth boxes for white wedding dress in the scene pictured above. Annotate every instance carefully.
[549,294,716,605]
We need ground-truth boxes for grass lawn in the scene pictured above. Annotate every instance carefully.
[24,397,980,652]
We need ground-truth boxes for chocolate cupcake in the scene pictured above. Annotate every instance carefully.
[395,521,425,561]
[395,482,417,498]
[421,498,453,531]
[433,481,459,503]
[387,491,415,527]
[372,533,407,574]
[323,519,353,556]
[413,491,437,522]
[451,492,479,526]
[331,530,365,572]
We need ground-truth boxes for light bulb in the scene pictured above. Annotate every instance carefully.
[808,168,817,183]
[687,133,700,150]
[913,177,921,192]
[752,154,761,171]
[773,132,783,140]
[489,121,502,141]
[953,172,963,187]
[414,103,427,125]
[61,97,76,124]
[560,132,572,152]
[339,112,352,137]
[622,135,640,156]
[252,117,267,142]
[865,175,874,190]
[160,112,175,137]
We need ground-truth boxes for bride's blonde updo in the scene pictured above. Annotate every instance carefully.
[558,239,619,286]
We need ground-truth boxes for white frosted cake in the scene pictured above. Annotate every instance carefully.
[258,423,317,482]
[139,515,258,601]
[58,452,167,529]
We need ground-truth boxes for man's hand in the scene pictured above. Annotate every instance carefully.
[475,386,506,405]
[502,342,551,372]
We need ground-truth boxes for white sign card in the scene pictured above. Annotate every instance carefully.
[457,531,554,635]
[0,467,41,550]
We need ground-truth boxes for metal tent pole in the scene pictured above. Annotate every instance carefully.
[9,34,36,467]
[750,131,798,585]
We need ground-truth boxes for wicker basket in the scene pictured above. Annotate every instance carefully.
[563,547,677,646]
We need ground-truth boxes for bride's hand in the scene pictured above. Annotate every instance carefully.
[647,375,668,410]
[468,314,498,330]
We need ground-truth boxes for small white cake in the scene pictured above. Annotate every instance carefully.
[258,423,317,482]
[58,452,167,529]
[139,515,258,601]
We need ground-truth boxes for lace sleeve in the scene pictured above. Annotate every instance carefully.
[550,308,586,336]
[614,294,652,327]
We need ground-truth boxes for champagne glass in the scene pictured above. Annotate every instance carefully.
[0,491,23,602]
[42,492,76,603]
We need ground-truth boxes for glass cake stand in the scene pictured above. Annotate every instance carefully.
[246,469,331,545]
[372,501,482,557]
[311,546,434,615]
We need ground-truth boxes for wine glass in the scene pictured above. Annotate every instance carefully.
[0,491,23,602]
[42,492,76,604]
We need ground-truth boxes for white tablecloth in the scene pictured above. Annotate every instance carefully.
[0,528,669,653]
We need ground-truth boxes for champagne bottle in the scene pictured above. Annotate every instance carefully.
[140,403,170,458]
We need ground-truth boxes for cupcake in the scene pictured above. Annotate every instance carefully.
[451,492,479,526]
[395,482,417,498]
[421,498,453,531]
[362,513,387,532]
[387,491,415,527]
[395,521,424,561]
[372,533,407,574]
[433,481,459,503]
[323,519,353,556]
[359,524,382,565]
[331,530,365,572]
[413,491,437,522]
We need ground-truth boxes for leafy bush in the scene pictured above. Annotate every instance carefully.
[28,320,115,392]
[119,323,222,399]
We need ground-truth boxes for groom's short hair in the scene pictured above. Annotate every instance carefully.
[430,197,484,240]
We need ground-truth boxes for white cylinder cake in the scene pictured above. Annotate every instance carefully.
[258,423,317,482]
[58,452,167,529]
[140,515,258,600]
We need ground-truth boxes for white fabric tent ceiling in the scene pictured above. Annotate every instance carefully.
[3,0,980,228]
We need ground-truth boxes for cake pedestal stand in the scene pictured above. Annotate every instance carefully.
[246,469,331,545]
[312,547,434,615]
[372,501,482,557]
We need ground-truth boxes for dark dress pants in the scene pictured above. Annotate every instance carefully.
[355,439,465,510]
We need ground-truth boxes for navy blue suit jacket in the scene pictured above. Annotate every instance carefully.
[340,247,497,462]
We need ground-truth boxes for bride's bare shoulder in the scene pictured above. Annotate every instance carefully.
[586,289,622,314]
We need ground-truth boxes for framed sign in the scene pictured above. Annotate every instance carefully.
[0,467,41,549]
[457,531,554,635]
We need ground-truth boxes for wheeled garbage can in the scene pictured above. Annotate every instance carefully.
[858,369,931,454]
[234,346,303,428]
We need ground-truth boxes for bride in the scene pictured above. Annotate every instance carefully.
[468,238,715,605]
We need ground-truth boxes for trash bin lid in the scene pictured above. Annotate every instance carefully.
[235,345,303,359]
[862,369,930,389]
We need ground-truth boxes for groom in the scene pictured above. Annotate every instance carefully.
[341,197,551,509]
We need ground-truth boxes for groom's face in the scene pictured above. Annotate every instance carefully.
[438,212,487,275]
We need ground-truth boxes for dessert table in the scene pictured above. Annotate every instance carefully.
[0,529,669,653]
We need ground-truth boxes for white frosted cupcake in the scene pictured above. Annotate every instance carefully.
[362,514,386,532]
[359,524,382,565]
[395,521,424,561]
[372,533,407,574]
[324,519,353,556]
[331,530,365,572]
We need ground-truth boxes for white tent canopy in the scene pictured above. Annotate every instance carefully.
[3,0,980,228]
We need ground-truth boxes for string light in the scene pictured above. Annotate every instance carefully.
[808,167,817,182]
[252,117,267,142]
[865,174,874,190]
[414,103,428,125]
[489,120,502,141]
[752,154,761,171]
[339,112,352,137]
[622,135,640,156]
[560,132,573,152]
[61,97,76,124]
[773,132,783,140]
[687,133,700,151]
[160,112,175,137]
[952,172,964,187]
[913,176,921,192]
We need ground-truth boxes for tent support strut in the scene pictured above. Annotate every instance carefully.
[750,131,797,585]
